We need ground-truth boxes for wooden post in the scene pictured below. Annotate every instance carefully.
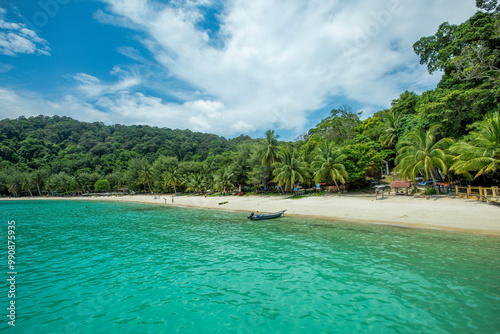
[467,185,471,198]
[479,187,483,201]
[455,185,458,196]
[493,186,499,198]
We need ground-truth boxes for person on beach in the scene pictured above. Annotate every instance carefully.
[172,196,174,204]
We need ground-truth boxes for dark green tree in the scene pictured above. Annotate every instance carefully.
[94,179,111,192]
[413,12,499,84]
[308,105,361,145]
[124,158,149,192]
[342,136,390,187]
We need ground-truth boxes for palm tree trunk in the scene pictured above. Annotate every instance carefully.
[36,182,42,196]
[429,169,438,192]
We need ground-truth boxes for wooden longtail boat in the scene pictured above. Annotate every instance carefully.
[247,210,286,221]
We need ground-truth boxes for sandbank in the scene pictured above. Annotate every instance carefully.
[3,193,499,236]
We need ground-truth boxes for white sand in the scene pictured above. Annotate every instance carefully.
[5,193,499,235]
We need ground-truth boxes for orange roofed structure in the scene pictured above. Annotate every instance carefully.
[391,181,411,195]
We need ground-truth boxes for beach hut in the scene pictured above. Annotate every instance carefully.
[391,181,411,195]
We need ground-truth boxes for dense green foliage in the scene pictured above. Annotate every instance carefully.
[311,143,348,189]
[94,179,110,192]
[395,125,454,182]
[450,111,500,178]
[1,8,499,196]
[0,115,255,195]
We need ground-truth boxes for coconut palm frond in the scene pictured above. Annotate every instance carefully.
[395,125,453,183]
[450,112,500,178]
[273,148,310,191]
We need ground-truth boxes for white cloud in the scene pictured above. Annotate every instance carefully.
[0,7,50,56]
[0,88,109,123]
[70,71,142,98]
[0,86,249,134]
[89,0,477,136]
[0,1,479,138]
[94,91,250,133]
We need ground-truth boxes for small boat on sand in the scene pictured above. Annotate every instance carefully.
[247,210,286,221]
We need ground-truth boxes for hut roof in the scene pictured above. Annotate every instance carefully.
[391,181,411,188]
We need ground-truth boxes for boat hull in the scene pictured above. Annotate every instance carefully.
[248,210,286,220]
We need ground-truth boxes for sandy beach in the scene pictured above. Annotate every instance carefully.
[4,193,499,235]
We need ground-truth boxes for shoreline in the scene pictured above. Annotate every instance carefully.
[2,194,499,236]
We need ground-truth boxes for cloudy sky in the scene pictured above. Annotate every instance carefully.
[0,0,477,139]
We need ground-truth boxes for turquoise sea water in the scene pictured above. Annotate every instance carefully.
[1,200,499,333]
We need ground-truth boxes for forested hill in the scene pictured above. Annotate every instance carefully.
[1,7,499,196]
[0,115,254,174]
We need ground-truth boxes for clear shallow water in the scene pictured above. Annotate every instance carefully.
[1,200,499,334]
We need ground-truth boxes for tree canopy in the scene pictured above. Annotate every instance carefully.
[1,7,499,196]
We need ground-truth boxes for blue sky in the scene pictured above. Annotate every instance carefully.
[0,0,477,140]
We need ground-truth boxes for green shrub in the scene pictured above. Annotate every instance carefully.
[94,179,110,192]
[424,186,436,195]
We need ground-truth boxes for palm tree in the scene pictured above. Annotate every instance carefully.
[272,147,310,192]
[204,174,216,193]
[44,177,55,195]
[31,169,48,196]
[58,172,73,195]
[215,167,234,195]
[185,173,205,193]
[21,173,33,197]
[73,175,84,194]
[6,179,19,197]
[259,130,280,166]
[164,166,182,194]
[311,142,348,190]
[297,145,316,189]
[395,125,454,186]
[380,110,402,148]
[450,112,500,178]
[138,163,153,193]
[258,129,280,191]
[124,158,149,192]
